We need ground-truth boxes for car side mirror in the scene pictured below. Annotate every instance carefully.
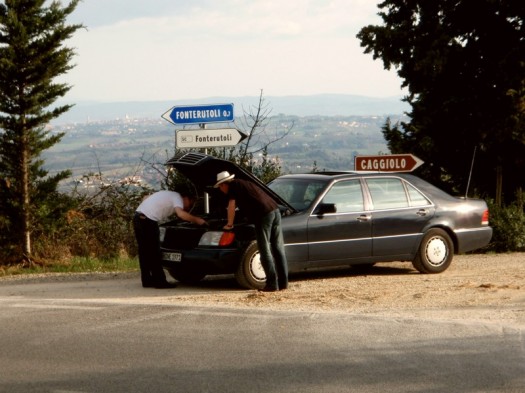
[314,203,337,215]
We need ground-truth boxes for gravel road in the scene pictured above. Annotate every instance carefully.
[2,253,524,327]
[161,252,525,327]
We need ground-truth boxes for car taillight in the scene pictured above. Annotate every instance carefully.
[218,232,235,246]
[198,231,236,246]
[482,209,489,226]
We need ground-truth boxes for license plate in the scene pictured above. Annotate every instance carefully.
[163,252,182,262]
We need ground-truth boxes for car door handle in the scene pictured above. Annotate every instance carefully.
[416,209,429,216]
[357,214,371,222]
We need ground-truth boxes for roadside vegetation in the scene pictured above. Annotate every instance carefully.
[0,256,138,277]
[1,0,524,275]
[2,156,524,278]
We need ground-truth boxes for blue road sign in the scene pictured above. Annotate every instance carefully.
[162,103,234,125]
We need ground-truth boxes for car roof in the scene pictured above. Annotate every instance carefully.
[274,172,455,201]
[276,171,419,182]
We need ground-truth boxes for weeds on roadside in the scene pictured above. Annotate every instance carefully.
[0,257,138,277]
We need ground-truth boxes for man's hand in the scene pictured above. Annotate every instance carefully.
[195,217,208,226]
[174,207,207,226]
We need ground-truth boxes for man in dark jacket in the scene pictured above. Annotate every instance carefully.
[214,171,288,291]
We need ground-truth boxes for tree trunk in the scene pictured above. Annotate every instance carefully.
[495,165,503,207]
[21,122,32,264]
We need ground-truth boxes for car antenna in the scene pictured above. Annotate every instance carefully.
[465,145,477,199]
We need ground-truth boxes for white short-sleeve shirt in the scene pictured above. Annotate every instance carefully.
[136,191,183,222]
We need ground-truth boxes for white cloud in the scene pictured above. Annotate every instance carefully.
[64,0,402,102]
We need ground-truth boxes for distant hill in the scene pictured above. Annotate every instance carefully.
[54,94,409,124]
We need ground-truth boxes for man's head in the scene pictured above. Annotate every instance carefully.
[214,171,235,194]
[179,190,196,211]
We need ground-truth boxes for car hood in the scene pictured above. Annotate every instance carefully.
[166,152,296,213]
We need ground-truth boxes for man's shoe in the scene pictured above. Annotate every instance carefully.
[153,281,178,289]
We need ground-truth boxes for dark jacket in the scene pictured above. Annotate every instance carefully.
[227,179,277,223]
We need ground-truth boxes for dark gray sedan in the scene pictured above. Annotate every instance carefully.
[160,152,492,289]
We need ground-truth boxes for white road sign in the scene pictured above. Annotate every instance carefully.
[176,128,247,148]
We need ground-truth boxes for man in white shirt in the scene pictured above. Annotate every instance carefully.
[133,190,207,288]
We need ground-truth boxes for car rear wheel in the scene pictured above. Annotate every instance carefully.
[235,241,266,289]
[166,266,206,284]
[412,228,453,274]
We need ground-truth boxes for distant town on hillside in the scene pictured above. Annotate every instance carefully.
[54,93,409,124]
[46,94,409,190]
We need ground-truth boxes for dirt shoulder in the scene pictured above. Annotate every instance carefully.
[1,253,524,327]
[168,252,525,328]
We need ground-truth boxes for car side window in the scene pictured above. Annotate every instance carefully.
[366,178,409,209]
[321,180,364,213]
[405,182,431,206]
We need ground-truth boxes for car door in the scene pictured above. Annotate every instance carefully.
[270,178,327,265]
[307,179,372,266]
[364,177,435,258]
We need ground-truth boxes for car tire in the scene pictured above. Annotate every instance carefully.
[235,241,267,289]
[166,266,206,284]
[412,228,454,274]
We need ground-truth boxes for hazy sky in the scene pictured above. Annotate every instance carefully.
[64,0,404,102]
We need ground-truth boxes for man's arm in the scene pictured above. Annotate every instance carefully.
[174,207,207,225]
[223,199,236,230]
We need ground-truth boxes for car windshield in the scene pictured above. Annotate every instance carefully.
[268,178,327,211]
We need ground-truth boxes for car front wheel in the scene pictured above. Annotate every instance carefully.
[235,241,267,289]
[412,228,454,274]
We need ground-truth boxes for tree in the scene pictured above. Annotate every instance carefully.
[210,90,293,183]
[0,0,82,263]
[357,0,525,202]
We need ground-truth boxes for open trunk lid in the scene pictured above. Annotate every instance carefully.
[166,152,296,213]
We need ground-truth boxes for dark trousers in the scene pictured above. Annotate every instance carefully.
[133,212,167,286]
[254,209,289,290]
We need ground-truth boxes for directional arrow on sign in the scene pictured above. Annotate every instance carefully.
[176,128,247,148]
[354,154,424,172]
[162,103,234,125]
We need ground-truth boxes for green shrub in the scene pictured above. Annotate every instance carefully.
[27,176,152,263]
[487,198,525,252]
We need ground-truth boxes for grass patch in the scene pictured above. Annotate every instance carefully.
[0,257,139,277]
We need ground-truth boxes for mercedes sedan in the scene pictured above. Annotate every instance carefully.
[160,152,492,289]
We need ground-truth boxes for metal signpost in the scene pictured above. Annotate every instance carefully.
[354,154,424,172]
[162,103,238,213]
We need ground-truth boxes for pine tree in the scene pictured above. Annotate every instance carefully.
[0,0,82,263]
[357,0,525,202]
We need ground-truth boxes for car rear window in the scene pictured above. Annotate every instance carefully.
[405,182,432,206]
